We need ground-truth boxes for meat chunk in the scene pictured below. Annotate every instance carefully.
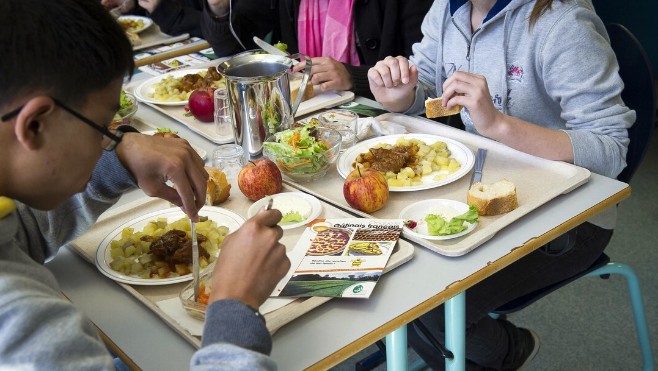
[369,146,413,173]
[149,230,209,269]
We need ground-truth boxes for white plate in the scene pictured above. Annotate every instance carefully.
[118,15,153,34]
[247,192,322,230]
[142,130,207,160]
[95,206,245,285]
[337,134,475,192]
[134,68,208,106]
[399,199,478,240]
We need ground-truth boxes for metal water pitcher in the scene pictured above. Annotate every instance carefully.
[216,52,312,159]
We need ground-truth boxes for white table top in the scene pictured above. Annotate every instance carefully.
[46,94,630,370]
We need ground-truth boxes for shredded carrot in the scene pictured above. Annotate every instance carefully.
[290,132,301,150]
[283,159,312,169]
[197,282,210,305]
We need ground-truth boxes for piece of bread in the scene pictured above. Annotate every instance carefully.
[290,78,315,102]
[126,31,141,46]
[467,179,518,216]
[425,96,462,118]
[205,167,231,205]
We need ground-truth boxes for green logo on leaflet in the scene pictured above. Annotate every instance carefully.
[353,284,363,294]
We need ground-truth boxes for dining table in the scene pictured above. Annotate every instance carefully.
[45,70,631,370]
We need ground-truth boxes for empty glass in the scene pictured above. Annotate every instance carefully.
[214,89,232,137]
[318,109,358,151]
[212,144,246,179]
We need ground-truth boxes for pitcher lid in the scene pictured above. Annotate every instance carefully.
[216,51,294,79]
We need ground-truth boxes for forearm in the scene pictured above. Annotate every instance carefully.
[149,0,203,37]
[483,114,574,162]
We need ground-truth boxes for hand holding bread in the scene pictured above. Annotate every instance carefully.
[425,96,462,118]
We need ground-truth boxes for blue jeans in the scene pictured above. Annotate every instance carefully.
[408,222,613,370]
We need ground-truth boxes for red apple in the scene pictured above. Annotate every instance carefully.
[343,167,389,213]
[188,87,215,122]
[238,159,283,201]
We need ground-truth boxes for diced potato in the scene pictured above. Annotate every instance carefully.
[434,156,449,166]
[448,158,461,172]
[130,262,144,274]
[121,227,134,238]
[422,164,433,175]
[124,245,136,257]
[110,247,124,259]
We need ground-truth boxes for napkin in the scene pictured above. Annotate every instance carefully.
[356,117,407,141]
[156,296,296,337]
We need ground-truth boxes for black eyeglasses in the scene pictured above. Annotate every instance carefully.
[1,97,124,151]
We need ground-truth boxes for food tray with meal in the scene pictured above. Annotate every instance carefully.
[69,184,414,348]
[285,112,591,256]
[117,16,190,51]
[129,67,354,144]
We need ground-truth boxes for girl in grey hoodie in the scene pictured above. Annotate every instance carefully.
[369,0,633,368]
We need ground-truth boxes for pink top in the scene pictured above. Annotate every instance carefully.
[297,0,361,66]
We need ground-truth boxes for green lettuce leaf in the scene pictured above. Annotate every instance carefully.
[425,205,479,236]
[279,211,304,225]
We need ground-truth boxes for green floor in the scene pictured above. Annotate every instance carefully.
[332,130,658,370]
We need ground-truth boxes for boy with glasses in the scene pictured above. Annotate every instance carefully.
[0,0,288,369]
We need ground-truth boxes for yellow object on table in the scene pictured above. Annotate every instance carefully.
[0,196,16,219]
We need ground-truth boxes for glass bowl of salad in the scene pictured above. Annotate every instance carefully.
[263,122,342,182]
[110,90,138,129]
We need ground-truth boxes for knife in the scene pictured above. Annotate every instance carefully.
[253,36,299,66]
[253,36,288,56]
[470,148,487,185]
[190,220,199,302]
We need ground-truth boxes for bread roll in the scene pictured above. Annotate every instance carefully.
[126,31,141,46]
[425,96,462,118]
[290,78,315,102]
[205,167,231,205]
[467,179,518,216]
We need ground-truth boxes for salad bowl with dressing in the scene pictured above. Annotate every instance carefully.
[263,122,341,182]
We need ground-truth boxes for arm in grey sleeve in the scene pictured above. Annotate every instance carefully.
[540,7,632,178]
[407,1,450,116]
[191,299,276,370]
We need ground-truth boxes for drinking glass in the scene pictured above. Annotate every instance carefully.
[212,144,246,179]
[318,109,358,151]
[214,89,232,137]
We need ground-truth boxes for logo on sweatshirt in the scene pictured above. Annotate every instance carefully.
[507,64,524,82]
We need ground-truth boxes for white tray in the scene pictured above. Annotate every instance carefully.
[285,113,590,256]
[141,87,354,144]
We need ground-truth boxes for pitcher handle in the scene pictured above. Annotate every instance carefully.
[288,53,312,117]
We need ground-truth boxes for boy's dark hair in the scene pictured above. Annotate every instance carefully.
[0,0,134,107]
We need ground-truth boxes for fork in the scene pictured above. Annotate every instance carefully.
[109,0,128,19]
[190,220,200,302]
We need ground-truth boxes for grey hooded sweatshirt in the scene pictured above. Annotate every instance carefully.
[0,151,276,370]
[406,0,634,229]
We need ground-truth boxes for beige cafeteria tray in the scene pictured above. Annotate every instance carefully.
[69,184,414,348]
[286,113,591,256]
[131,82,353,144]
